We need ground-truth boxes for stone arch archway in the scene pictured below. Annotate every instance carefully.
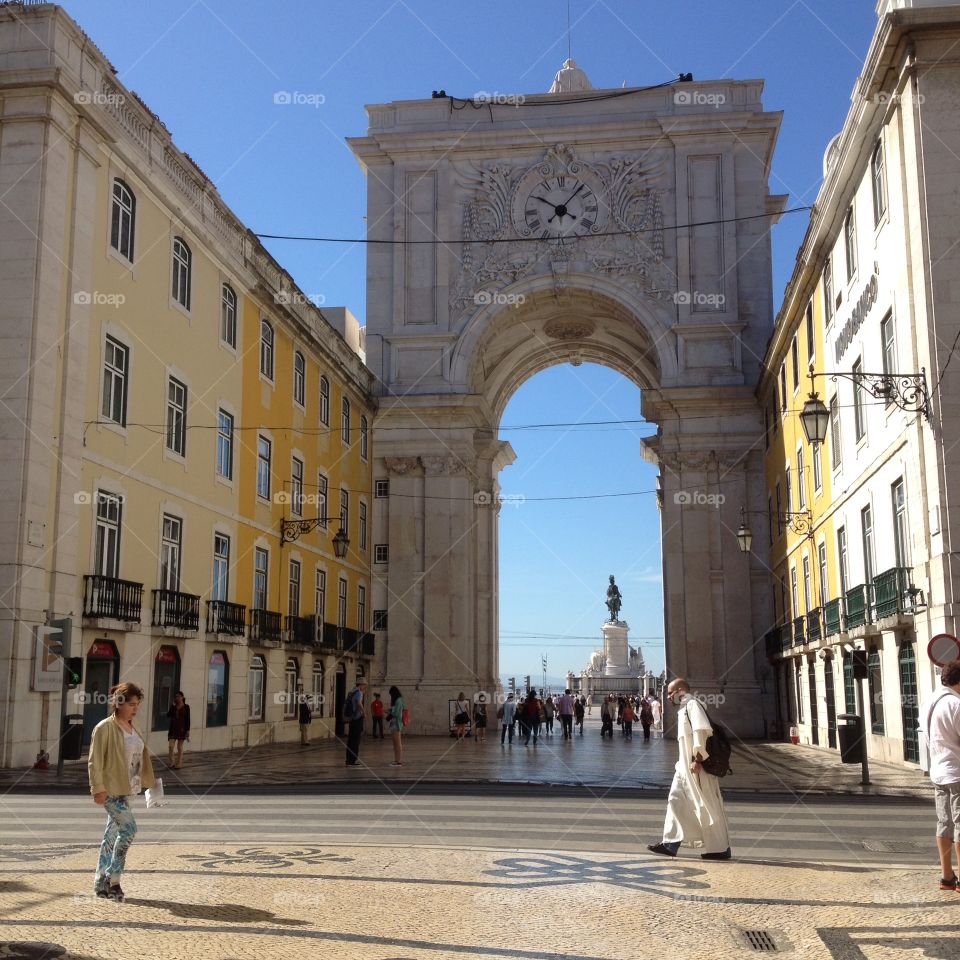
[352,81,781,736]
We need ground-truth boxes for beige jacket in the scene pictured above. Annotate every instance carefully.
[88,714,156,797]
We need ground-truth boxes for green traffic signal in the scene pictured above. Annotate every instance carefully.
[64,657,83,688]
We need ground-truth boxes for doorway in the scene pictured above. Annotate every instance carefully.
[824,658,838,749]
[82,640,119,746]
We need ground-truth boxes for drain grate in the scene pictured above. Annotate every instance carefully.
[862,839,928,853]
[743,930,778,952]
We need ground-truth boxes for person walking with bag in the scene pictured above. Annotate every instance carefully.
[454,692,471,742]
[622,699,636,741]
[474,695,488,743]
[388,686,405,766]
[166,691,190,769]
[639,696,654,741]
[500,693,516,745]
[600,695,615,739]
[88,681,156,902]
[574,696,585,736]
[344,678,367,766]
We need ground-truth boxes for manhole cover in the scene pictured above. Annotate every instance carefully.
[742,930,778,952]
[862,839,928,853]
[0,945,66,959]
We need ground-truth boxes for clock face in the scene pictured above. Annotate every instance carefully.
[520,174,602,240]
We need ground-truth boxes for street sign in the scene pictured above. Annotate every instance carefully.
[928,633,960,667]
[31,624,64,692]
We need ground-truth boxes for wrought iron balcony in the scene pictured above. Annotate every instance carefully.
[206,600,246,636]
[340,626,362,654]
[823,598,843,636]
[83,575,143,623]
[844,584,871,629]
[779,622,793,651]
[806,608,822,644]
[152,589,200,631]
[285,615,315,647]
[872,567,913,620]
[320,621,343,651]
[250,608,282,644]
[792,616,806,646]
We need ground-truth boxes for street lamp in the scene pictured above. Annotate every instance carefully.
[736,507,753,554]
[280,518,350,558]
[800,392,831,445]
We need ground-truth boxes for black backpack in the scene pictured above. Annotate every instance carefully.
[690,704,733,777]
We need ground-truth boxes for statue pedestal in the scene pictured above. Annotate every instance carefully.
[603,621,631,677]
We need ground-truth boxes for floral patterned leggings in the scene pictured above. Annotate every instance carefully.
[95,796,137,887]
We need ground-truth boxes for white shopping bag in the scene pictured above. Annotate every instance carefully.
[145,777,167,808]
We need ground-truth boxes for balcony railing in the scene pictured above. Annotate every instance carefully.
[823,598,843,636]
[341,626,362,654]
[83,575,143,623]
[806,608,822,643]
[844,584,871,629]
[793,616,806,647]
[779,622,793,651]
[873,567,912,620]
[250,608,282,644]
[152,590,200,631]
[285,615,315,647]
[207,600,246,636]
[321,621,343,651]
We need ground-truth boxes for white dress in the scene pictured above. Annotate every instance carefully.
[661,695,731,853]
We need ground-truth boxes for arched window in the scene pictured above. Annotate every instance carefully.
[206,651,229,727]
[360,415,368,460]
[284,658,299,719]
[260,320,274,379]
[248,655,265,720]
[867,647,884,734]
[312,661,325,718]
[319,376,330,425]
[293,351,306,406]
[220,284,237,347]
[341,396,351,445]
[172,237,192,310]
[110,179,135,261]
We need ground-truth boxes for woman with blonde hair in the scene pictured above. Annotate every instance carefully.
[88,681,155,901]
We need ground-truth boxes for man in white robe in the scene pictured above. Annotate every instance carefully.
[647,678,731,860]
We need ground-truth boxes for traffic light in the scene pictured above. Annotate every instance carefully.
[523,674,531,691]
[508,677,515,694]
[64,657,83,688]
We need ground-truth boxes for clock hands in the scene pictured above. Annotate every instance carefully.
[563,182,585,205]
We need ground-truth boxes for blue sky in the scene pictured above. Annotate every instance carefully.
[58,0,879,680]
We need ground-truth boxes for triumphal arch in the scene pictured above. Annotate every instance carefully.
[349,64,784,736]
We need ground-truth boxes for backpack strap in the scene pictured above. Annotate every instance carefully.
[926,691,956,738]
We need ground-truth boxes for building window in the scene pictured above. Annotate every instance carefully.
[770,392,779,434]
[853,358,867,441]
[159,514,182,592]
[166,377,187,456]
[829,395,842,469]
[823,258,834,324]
[871,139,887,225]
[842,650,856,714]
[319,376,330,425]
[785,465,793,514]
[317,473,328,529]
[795,660,804,724]
[375,479,389,498]
[880,313,895,407]
[260,320,274,380]
[805,303,814,363]
[342,396,351,445]
[818,541,828,606]
[844,207,857,282]
[248,655,265,721]
[206,651,229,727]
[284,658,298,720]
[293,351,306,407]
[797,447,806,510]
[359,502,368,551]
[212,533,230,602]
[337,578,347,628]
[837,526,849,596]
[216,409,233,480]
[374,544,389,564]
[288,559,301,617]
[779,364,787,412]
[152,646,180,732]
[790,566,799,616]
[315,568,326,621]
[791,336,799,392]
[172,237,192,310]
[312,662,325,718]
[775,483,783,537]
[360,416,369,460]
[94,491,122,578]
[102,336,129,427]
[257,436,271,500]
[813,441,823,492]
[892,478,909,568]
[373,609,388,632]
[867,647,884,734]
[220,284,237,348]
[802,555,812,612]
[110,179,135,262]
[253,547,268,610]
[357,584,366,632]
[340,488,349,536]
[861,504,874,585]
[767,496,773,546]
[291,457,304,517]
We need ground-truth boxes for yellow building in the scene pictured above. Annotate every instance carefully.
[0,4,373,767]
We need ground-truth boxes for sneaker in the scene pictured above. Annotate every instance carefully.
[647,842,678,858]
[106,883,124,902]
[939,874,958,891]
[701,848,732,861]
[94,875,110,898]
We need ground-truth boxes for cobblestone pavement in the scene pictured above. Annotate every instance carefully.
[0,791,953,960]
[3,717,930,799]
